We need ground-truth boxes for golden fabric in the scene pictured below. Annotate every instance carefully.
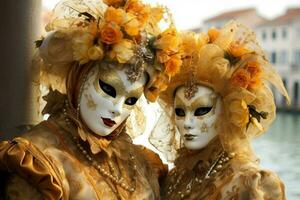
[0,138,65,200]
[161,138,286,200]
[0,112,165,200]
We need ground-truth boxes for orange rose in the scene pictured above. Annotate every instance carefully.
[245,61,262,79]
[208,27,219,42]
[104,7,126,25]
[154,28,181,53]
[164,54,182,77]
[103,0,125,7]
[248,78,262,90]
[125,0,143,12]
[100,22,123,44]
[229,42,251,57]
[230,68,251,88]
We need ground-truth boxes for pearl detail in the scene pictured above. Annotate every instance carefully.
[167,151,235,199]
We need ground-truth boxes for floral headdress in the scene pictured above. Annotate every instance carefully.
[36,0,182,102]
[150,21,290,161]
[32,0,183,153]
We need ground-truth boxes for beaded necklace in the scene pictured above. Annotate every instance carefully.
[62,100,137,193]
[167,151,236,199]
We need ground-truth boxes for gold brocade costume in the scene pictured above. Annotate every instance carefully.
[0,0,182,199]
[162,138,285,200]
[149,21,289,200]
[0,92,166,200]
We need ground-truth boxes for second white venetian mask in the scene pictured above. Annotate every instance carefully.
[174,85,221,150]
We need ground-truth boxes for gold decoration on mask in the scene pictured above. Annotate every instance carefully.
[84,93,97,110]
[201,123,209,133]
[184,81,198,100]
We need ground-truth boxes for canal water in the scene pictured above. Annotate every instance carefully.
[253,112,300,200]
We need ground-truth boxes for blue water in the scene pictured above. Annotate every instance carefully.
[253,112,300,200]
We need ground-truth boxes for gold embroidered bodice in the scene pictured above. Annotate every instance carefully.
[0,115,166,200]
[162,139,286,200]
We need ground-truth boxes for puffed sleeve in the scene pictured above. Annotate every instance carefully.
[220,167,286,200]
[0,137,66,200]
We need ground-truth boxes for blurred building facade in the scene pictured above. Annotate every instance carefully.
[202,8,300,110]
[256,8,300,108]
[203,8,266,30]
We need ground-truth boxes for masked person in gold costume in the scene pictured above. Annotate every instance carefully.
[0,0,183,199]
[150,21,289,200]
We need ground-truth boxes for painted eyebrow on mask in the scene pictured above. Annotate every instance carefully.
[98,67,126,95]
[190,96,214,110]
[174,94,215,110]
[97,63,145,99]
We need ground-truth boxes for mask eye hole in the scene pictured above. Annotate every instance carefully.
[175,108,185,117]
[125,97,138,106]
[99,79,116,98]
[194,107,212,116]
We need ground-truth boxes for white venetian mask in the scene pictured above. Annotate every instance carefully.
[174,85,221,150]
[79,62,147,136]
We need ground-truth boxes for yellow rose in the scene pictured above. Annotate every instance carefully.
[124,13,140,36]
[104,7,126,25]
[109,39,135,63]
[164,54,182,77]
[154,28,181,53]
[181,32,208,57]
[100,22,123,44]
[87,45,104,61]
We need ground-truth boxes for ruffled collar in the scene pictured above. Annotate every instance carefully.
[43,89,130,156]
[174,137,224,171]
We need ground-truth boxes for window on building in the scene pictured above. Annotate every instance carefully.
[282,28,287,39]
[262,30,267,40]
[271,51,277,64]
[293,50,300,65]
[272,29,277,40]
[279,50,287,64]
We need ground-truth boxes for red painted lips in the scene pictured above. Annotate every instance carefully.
[101,117,116,127]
